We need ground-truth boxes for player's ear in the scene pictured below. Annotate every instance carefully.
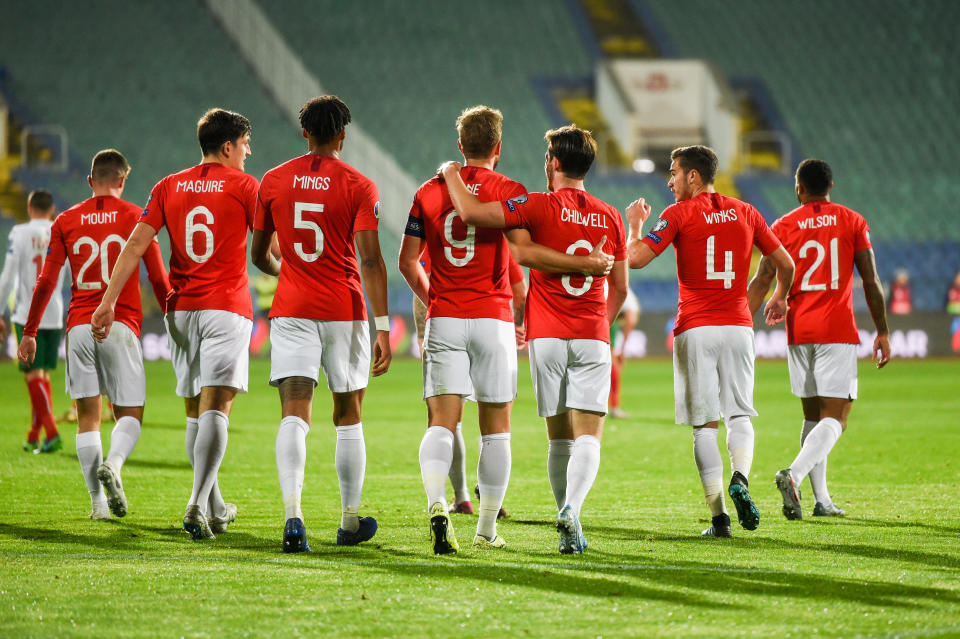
[302,128,309,140]
[87,175,94,189]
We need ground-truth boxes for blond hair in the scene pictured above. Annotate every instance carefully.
[456,105,503,159]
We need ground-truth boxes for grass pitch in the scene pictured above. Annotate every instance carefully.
[1,356,958,638]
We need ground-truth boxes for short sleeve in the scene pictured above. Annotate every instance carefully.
[243,175,260,230]
[45,219,67,268]
[611,210,628,261]
[353,176,380,233]
[500,192,541,230]
[854,213,872,251]
[253,175,275,234]
[751,206,781,255]
[404,193,425,239]
[501,179,528,201]
[640,207,679,256]
[140,179,166,232]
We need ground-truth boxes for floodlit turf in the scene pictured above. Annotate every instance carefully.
[1,356,958,638]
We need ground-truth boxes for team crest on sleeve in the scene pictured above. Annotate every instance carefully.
[374,201,382,218]
[505,194,528,212]
[141,193,153,217]
[652,217,668,232]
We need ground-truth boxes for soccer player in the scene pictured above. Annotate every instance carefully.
[250,95,391,553]
[626,145,795,538]
[17,150,170,519]
[92,108,257,540]
[0,190,65,452]
[747,158,891,519]
[403,110,613,554]
[440,124,626,554]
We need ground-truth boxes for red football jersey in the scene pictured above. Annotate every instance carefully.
[141,163,258,318]
[500,188,626,342]
[772,201,871,344]
[408,167,526,322]
[255,154,379,321]
[28,195,169,336]
[642,192,781,335]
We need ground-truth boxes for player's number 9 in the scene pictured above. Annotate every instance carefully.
[562,239,595,296]
[443,211,475,267]
[74,234,126,290]
[294,202,324,262]
[185,206,214,263]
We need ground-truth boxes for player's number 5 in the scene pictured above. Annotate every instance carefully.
[294,202,324,262]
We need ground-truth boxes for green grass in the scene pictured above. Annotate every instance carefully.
[1,356,959,638]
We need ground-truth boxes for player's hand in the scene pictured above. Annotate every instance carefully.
[514,323,526,350]
[437,161,463,183]
[763,296,787,326]
[17,335,37,366]
[873,333,891,369]
[371,330,392,377]
[90,303,115,343]
[584,235,614,276]
[626,198,652,232]
[613,351,625,368]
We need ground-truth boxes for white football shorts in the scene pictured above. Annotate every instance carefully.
[788,342,858,400]
[673,325,757,426]
[422,317,517,403]
[270,317,370,393]
[66,322,145,405]
[165,310,252,398]
[527,337,611,417]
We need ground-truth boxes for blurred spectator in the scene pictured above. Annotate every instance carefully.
[947,271,960,315]
[889,269,912,315]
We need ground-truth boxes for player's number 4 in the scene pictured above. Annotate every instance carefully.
[705,235,734,289]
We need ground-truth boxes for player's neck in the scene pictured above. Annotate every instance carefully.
[690,184,715,198]
[551,175,585,192]
[91,187,123,199]
[308,140,341,158]
[800,195,830,205]
[465,158,495,171]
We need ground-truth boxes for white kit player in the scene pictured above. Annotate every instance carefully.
[400,107,613,553]
[19,150,170,519]
[442,124,626,554]
[0,189,66,452]
[748,158,891,519]
[251,96,391,552]
[93,109,258,540]
[627,145,794,538]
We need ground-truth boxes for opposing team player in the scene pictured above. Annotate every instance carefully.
[93,109,257,540]
[626,145,795,537]
[0,190,65,452]
[18,150,169,519]
[747,159,890,519]
[403,110,613,553]
[250,96,391,552]
[440,124,626,554]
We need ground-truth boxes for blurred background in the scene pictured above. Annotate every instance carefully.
[1,0,958,358]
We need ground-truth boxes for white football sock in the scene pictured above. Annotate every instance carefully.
[276,416,309,521]
[336,422,365,532]
[564,434,601,518]
[725,415,754,478]
[419,426,454,510]
[476,433,511,540]
[186,417,226,517]
[802,419,832,505]
[448,422,470,503]
[547,439,574,510]
[76,431,105,506]
[188,410,228,510]
[693,427,726,516]
[106,416,140,471]
[790,417,842,485]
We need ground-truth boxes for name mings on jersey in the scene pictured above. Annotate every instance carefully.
[293,175,331,190]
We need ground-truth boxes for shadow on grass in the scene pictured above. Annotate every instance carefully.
[124,458,191,471]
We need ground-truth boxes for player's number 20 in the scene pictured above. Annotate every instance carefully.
[74,234,126,290]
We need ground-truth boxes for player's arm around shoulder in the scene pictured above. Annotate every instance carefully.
[91,221,157,341]
[854,246,891,368]
[356,229,392,376]
[439,161,506,228]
